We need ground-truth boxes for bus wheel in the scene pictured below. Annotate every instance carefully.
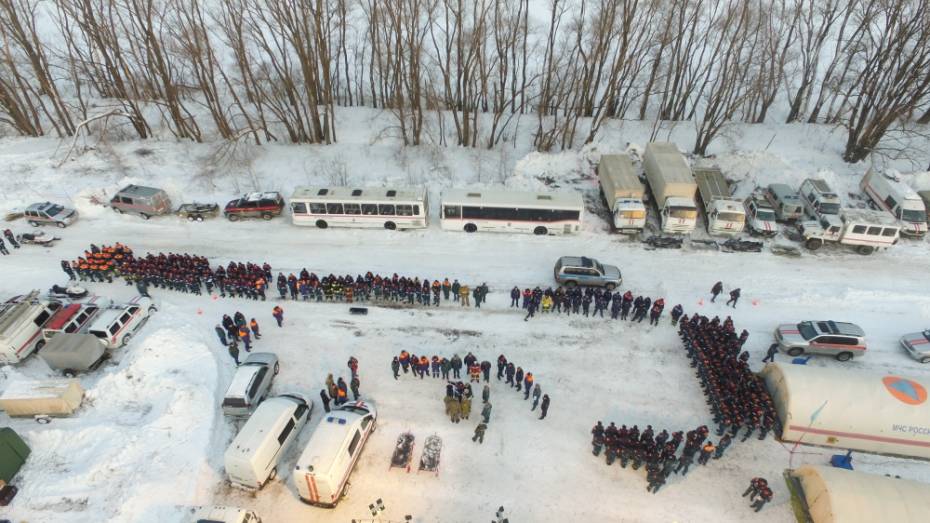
[384,221,396,230]
[804,238,822,250]
[533,226,548,235]
[836,352,853,362]
[316,220,328,229]
[464,223,477,233]
[856,245,874,255]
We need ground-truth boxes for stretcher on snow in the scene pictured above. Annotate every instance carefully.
[16,232,60,246]
[390,432,415,471]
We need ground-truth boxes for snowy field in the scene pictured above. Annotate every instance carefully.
[2,112,930,523]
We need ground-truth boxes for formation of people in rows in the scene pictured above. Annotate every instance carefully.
[513,285,684,325]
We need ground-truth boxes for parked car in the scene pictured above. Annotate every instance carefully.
[774,320,866,361]
[40,298,110,345]
[293,401,377,508]
[743,193,779,237]
[860,168,927,237]
[224,393,312,490]
[899,330,930,364]
[765,183,805,222]
[24,202,78,228]
[85,296,156,349]
[0,290,62,365]
[109,185,172,219]
[222,353,280,417]
[224,192,284,221]
[553,256,622,290]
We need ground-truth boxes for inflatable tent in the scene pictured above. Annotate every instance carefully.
[762,363,930,459]
[793,465,930,523]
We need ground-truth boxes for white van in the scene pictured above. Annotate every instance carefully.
[293,401,377,507]
[799,178,841,218]
[86,296,155,349]
[224,393,312,490]
[187,505,262,523]
[860,168,927,237]
[0,290,62,364]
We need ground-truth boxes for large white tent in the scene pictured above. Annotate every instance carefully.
[793,465,930,523]
[761,363,930,459]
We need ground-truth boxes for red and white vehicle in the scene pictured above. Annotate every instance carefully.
[860,168,927,238]
[0,290,62,364]
[39,296,111,347]
[293,401,377,507]
[899,329,930,364]
[290,186,428,231]
[775,320,867,362]
[440,188,583,236]
[86,296,156,349]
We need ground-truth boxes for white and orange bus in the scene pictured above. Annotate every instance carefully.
[440,188,584,235]
[289,186,429,230]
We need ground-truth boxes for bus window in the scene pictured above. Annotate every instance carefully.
[867,226,881,236]
[292,202,307,214]
[413,205,420,216]
[326,203,344,214]
[852,225,866,234]
[379,204,395,216]
[344,203,361,215]
[444,206,461,219]
[396,205,413,216]
[881,228,897,237]
[362,204,378,215]
[309,203,327,214]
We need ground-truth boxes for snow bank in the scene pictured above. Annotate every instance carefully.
[9,327,218,523]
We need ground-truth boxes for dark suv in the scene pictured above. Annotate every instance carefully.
[224,192,284,221]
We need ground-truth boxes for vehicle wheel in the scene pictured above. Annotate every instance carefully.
[57,221,67,229]
[148,305,157,313]
[113,207,124,214]
[533,226,548,235]
[384,221,397,230]
[63,369,77,378]
[787,347,804,357]
[805,238,822,250]
[836,352,853,362]
[227,213,240,222]
[464,223,477,233]
[29,221,39,227]
[920,357,930,364]
[35,340,46,352]
[564,280,577,288]
[261,212,273,221]
[316,220,328,229]
[605,283,616,291]
[274,361,280,375]
[195,215,204,222]
[857,245,874,255]
[268,467,278,481]
[140,213,150,220]
[120,333,132,347]
[187,215,195,222]
[341,480,351,498]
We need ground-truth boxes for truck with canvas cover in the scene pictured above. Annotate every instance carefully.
[0,378,84,417]
[0,427,30,487]
[0,290,61,364]
[597,154,646,233]
[860,168,927,237]
[693,167,745,236]
[39,333,108,376]
[799,208,900,255]
[642,143,697,234]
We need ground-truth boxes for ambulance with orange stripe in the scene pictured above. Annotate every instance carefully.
[899,330,930,364]
[0,290,62,365]
[775,320,867,362]
[293,400,376,507]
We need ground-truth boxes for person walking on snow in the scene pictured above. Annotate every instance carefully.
[711,281,724,302]
[762,343,778,363]
[539,394,550,420]
[249,318,261,339]
[726,288,741,308]
[510,286,520,307]
[214,325,228,346]
[320,389,331,413]
[227,340,240,365]
[482,384,490,404]
[473,422,487,444]
[391,356,400,379]
[350,376,361,400]
[272,305,284,327]
[238,325,251,352]
[531,384,542,410]
[481,402,492,423]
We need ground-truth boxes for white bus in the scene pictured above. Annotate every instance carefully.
[290,186,429,230]
[440,188,584,235]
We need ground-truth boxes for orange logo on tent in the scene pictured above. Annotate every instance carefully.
[882,376,927,406]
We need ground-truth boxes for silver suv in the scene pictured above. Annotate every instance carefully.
[25,202,78,228]
[222,352,280,417]
[554,256,622,290]
[775,320,866,361]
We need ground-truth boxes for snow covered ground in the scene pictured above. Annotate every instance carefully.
[2,111,930,523]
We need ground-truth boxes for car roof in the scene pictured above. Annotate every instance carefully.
[244,191,281,202]
[227,364,264,396]
[26,201,60,212]
[44,304,84,330]
[296,402,372,472]
[814,321,865,337]
[559,256,595,268]
[117,185,165,198]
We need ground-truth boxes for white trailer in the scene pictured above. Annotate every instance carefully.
[860,168,927,237]
[597,154,646,233]
[799,208,900,255]
[642,143,698,234]
[693,167,745,236]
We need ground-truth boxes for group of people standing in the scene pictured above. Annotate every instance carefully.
[217,311,263,365]
[319,357,362,413]
[514,285,683,326]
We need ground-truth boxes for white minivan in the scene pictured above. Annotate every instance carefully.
[0,290,62,364]
[293,401,377,507]
[860,168,927,237]
[225,393,312,490]
[86,296,155,349]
